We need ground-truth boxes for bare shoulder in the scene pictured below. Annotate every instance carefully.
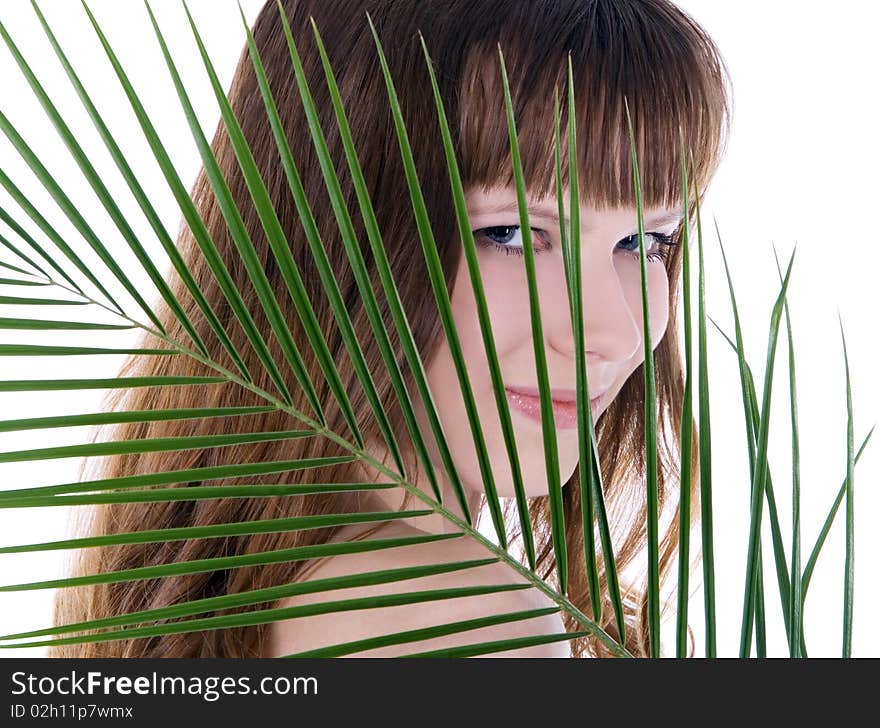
[263,521,570,658]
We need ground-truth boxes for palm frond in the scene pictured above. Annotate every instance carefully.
[0,0,631,659]
[0,0,869,660]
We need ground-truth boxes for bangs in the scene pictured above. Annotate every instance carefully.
[454,0,732,212]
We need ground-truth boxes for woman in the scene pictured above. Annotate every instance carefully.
[51,0,731,658]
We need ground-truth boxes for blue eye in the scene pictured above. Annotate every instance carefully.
[616,232,677,263]
[474,226,677,262]
[473,226,551,256]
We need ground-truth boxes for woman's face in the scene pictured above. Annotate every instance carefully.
[414,184,679,502]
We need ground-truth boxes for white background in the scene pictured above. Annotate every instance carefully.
[0,0,876,658]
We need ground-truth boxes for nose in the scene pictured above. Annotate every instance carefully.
[546,253,642,366]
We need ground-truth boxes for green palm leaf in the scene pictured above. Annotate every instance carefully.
[0,0,625,659]
[0,0,868,660]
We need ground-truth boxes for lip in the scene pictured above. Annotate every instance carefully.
[505,385,606,429]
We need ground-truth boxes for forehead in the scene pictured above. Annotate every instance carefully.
[466,185,682,229]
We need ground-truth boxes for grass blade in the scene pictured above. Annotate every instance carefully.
[709,258,797,655]
[276,6,446,503]
[0,456,368,500]
[688,155,716,656]
[838,311,854,657]
[31,0,227,358]
[622,97,660,656]
[313,16,476,522]
[0,429,314,464]
[0,533,462,591]
[0,482,399,508]
[0,344,172,356]
[402,630,587,658]
[0,375,224,393]
[240,5,403,472]
[0,560,505,645]
[799,424,872,655]
[417,31,529,556]
[755,556,766,657]
[498,47,567,592]
[801,425,873,594]
[738,244,796,657]
[0,508,421,556]
[0,405,275,433]
[552,82,599,619]
[675,127,695,657]
[283,606,560,657]
[771,247,803,656]
[144,0,310,407]
[82,0,275,384]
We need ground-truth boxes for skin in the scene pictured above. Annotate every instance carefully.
[265,184,680,657]
[359,183,678,532]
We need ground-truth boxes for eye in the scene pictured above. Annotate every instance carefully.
[473,225,551,257]
[616,232,678,263]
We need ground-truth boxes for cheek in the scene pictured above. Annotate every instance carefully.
[425,254,527,413]
[619,260,670,345]
[646,266,670,344]
[451,255,530,360]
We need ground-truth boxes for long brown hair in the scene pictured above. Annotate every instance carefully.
[51,0,731,658]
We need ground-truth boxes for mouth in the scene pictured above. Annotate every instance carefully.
[504,386,605,430]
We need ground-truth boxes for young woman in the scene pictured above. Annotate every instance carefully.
[51,0,731,658]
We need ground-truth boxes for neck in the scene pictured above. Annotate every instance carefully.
[354,440,483,536]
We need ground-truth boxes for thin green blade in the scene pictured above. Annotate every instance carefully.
[282,606,561,658]
[0,375,225,392]
[0,456,359,500]
[0,482,398,508]
[0,562,509,646]
[0,345,173,356]
[31,0,228,358]
[416,31,522,555]
[402,630,588,658]
[623,96,660,657]
[738,245,797,657]
[0,294,87,305]
[276,6,445,501]
[690,155,716,656]
[316,17,479,519]
[498,47,568,593]
[0,405,275,433]
[557,69,599,626]
[0,318,132,330]
[143,0,302,405]
[0,533,463,592]
[675,126,695,657]
[837,311,855,657]
[180,0,333,422]
[0,429,314,464]
[0,508,423,556]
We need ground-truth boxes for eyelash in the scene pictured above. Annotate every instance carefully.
[473,226,678,263]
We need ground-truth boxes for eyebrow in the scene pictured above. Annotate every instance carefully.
[474,201,684,230]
